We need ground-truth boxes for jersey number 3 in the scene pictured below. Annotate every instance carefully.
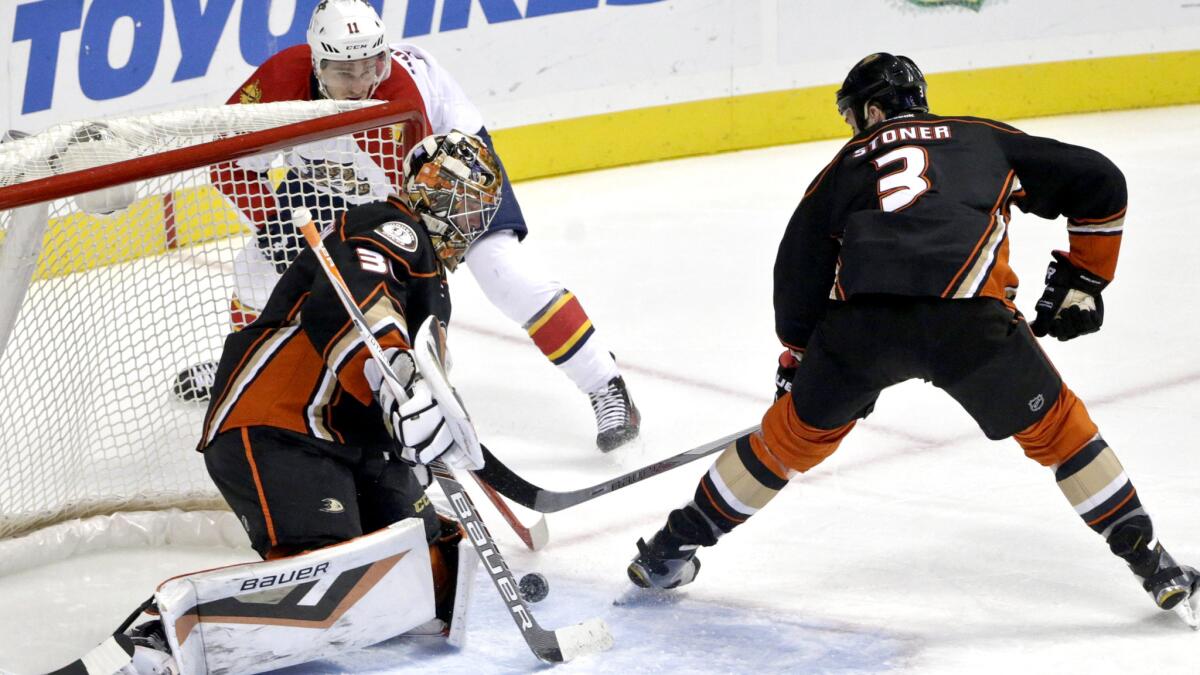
[872,146,930,212]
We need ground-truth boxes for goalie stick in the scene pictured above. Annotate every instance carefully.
[475,425,760,513]
[298,211,612,663]
[469,470,549,550]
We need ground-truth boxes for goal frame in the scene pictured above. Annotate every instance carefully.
[0,100,428,570]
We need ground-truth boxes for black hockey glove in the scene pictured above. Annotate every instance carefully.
[255,209,303,274]
[1030,251,1109,341]
[775,350,802,400]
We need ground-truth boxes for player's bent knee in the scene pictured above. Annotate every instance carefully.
[1013,384,1099,466]
[155,519,436,675]
[759,394,855,473]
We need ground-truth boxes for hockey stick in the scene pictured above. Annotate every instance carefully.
[46,597,154,674]
[298,212,612,663]
[475,425,759,513]
[470,471,549,550]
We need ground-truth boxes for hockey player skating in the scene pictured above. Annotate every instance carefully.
[627,53,1199,628]
[180,0,639,452]
[111,131,502,674]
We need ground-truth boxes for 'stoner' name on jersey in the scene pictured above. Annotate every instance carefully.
[852,125,952,158]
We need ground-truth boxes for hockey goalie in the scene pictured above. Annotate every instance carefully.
[65,132,501,675]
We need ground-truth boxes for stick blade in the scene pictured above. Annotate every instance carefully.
[551,618,614,663]
[526,514,550,551]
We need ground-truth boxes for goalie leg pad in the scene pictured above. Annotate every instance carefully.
[156,519,436,675]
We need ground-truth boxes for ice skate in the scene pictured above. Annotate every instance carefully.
[172,359,218,402]
[1109,518,1200,629]
[589,375,640,452]
[627,529,700,590]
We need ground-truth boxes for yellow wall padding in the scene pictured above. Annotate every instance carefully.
[492,50,1200,181]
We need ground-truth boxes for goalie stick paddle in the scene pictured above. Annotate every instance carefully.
[475,425,760,513]
[298,212,612,663]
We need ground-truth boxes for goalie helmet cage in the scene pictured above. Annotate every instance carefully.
[0,100,427,574]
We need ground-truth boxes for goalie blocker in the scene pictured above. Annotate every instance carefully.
[100,518,478,675]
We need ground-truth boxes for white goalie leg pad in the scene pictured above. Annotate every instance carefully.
[446,536,479,648]
[155,519,435,675]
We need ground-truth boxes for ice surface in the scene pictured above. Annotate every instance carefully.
[2,105,1198,674]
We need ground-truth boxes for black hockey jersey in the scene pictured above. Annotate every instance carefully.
[774,113,1127,353]
[198,198,450,450]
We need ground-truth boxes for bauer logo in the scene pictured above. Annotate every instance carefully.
[240,562,331,591]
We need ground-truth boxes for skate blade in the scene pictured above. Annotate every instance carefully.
[1174,595,1200,630]
[612,584,683,608]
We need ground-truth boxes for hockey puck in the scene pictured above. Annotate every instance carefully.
[519,572,549,603]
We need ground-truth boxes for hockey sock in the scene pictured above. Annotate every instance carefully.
[229,293,261,331]
[524,288,618,393]
[688,432,791,538]
[1054,436,1145,537]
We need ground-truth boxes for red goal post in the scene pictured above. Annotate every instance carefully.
[0,100,428,572]
[0,100,427,212]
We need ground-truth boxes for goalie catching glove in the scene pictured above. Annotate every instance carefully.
[364,348,483,471]
[1030,250,1109,341]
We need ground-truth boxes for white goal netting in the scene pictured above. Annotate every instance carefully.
[0,100,424,549]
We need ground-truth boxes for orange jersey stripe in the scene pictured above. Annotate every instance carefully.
[1067,232,1122,281]
[242,428,277,548]
[220,332,326,438]
[942,171,1015,298]
[1071,206,1127,225]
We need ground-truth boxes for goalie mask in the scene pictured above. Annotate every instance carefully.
[403,132,503,270]
[307,0,391,100]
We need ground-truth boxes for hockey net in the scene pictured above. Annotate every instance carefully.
[0,100,426,571]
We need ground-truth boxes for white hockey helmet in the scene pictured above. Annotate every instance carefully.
[403,132,503,270]
[307,0,391,100]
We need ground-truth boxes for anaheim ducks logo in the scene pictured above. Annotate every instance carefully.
[320,498,345,513]
[239,80,263,104]
[377,221,419,252]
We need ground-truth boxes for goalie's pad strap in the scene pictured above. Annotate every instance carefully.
[156,519,435,675]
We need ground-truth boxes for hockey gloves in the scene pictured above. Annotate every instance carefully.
[256,210,304,274]
[775,349,802,400]
[1030,251,1109,341]
[364,349,480,471]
